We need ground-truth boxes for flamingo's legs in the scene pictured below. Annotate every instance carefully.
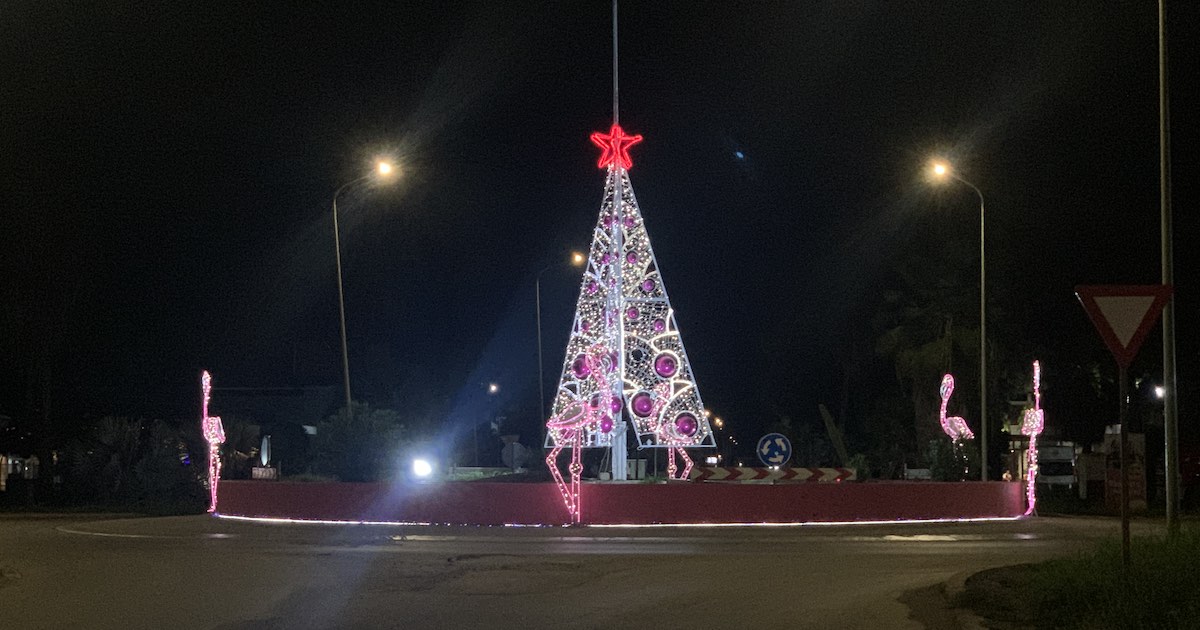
[675,447,693,480]
[207,443,221,513]
[546,434,575,519]
[568,440,583,524]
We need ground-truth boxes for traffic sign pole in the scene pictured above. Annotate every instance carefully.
[1076,284,1173,576]
[1119,366,1130,570]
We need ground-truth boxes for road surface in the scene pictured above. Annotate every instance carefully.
[0,514,1153,629]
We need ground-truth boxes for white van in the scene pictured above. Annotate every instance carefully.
[1037,445,1076,488]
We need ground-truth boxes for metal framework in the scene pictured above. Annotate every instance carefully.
[545,155,714,522]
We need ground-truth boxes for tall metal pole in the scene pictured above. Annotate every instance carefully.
[331,176,372,411]
[612,0,619,126]
[1119,365,1131,569]
[1158,0,1180,537]
[537,256,583,446]
[978,187,987,481]
[608,0,629,479]
[950,174,987,481]
[332,194,353,411]
[536,275,546,441]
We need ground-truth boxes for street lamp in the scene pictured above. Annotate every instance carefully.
[930,159,989,481]
[332,159,397,411]
[536,251,587,439]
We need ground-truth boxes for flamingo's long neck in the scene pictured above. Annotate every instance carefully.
[202,372,211,419]
[1033,363,1041,412]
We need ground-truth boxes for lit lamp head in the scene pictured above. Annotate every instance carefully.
[571,251,586,267]
[930,160,951,181]
[376,160,395,177]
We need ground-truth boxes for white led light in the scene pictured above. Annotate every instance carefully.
[1020,361,1045,516]
[412,459,433,478]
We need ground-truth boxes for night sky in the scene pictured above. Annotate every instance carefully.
[3,2,1196,452]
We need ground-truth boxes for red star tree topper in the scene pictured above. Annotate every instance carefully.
[589,123,642,169]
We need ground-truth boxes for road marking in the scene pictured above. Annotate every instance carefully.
[55,526,238,540]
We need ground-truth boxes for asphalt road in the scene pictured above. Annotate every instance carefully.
[0,514,1157,629]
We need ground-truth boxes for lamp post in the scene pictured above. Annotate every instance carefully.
[536,251,586,442]
[931,160,988,481]
[332,160,396,411]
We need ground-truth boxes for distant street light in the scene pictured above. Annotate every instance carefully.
[332,159,397,410]
[536,251,587,444]
[488,382,500,395]
[929,159,989,481]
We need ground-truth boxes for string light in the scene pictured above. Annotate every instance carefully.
[201,370,226,514]
[1021,361,1044,516]
[937,373,974,480]
[546,344,613,522]
[938,374,975,441]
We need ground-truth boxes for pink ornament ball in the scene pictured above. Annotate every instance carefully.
[631,392,654,417]
[572,355,591,378]
[654,353,678,378]
[674,413,698,437]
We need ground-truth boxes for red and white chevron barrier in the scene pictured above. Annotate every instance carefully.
[689,467,856,482]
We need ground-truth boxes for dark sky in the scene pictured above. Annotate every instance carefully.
[3,2,1196,448]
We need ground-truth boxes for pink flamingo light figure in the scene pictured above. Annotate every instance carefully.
[648,381,694,481]
[201,371,226,513]
[939,374,975,441]
[546,344,615,523]
[1021,361,1045,515]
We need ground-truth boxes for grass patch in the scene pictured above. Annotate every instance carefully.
[958,529,1200,629]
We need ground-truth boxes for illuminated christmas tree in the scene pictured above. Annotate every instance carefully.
[545,123,715,522]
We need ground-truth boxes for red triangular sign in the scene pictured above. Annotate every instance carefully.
[1075,285,1173,368]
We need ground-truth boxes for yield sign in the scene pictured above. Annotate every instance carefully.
[1076,285,1173,368]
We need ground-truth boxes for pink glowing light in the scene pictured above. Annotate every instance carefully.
[201,370,226,514]
[938,374,975,441]
[646,381,694,480]
[1021,361,1045,516]
[546,343,615,523]
[589,123,643,170]
[589,515,1025,528]
[215,513,1024,529]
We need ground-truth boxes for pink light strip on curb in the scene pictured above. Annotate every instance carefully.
[215,513,1025,528]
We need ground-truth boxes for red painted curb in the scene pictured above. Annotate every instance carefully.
[217,480,1024,526]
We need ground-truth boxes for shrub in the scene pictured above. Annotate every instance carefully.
[311,403,409,482]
